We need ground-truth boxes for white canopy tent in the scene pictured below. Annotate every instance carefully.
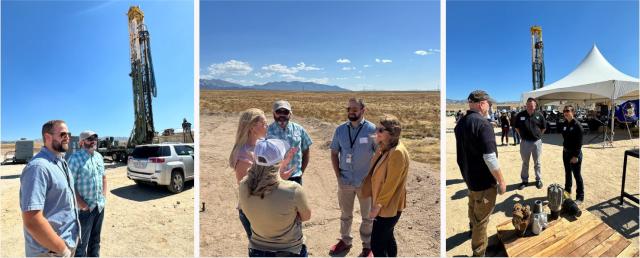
[522,45,639,146]
[522,45,639,105]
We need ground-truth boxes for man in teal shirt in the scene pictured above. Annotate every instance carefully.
[267,100,313,185]
[68,130,106,257]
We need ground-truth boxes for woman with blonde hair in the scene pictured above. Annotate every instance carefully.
[362,114,410,257]
[230,108,268,238]
[239,139,309,257]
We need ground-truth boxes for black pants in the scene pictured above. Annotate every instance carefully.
[288,176,302,185]
[563,151,584,200]
[371,211,402,257]
[249,244,307,257]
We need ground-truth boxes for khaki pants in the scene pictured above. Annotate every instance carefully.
[338,183,373,248]
[468,187,497,257]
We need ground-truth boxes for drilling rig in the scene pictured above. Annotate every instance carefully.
[127,6,157,148]
[531,25,545,90]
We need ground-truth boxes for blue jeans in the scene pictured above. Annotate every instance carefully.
[76,207,105,257]
[512,128,520,144]
[249,244,307,257]
[239,209,252,238]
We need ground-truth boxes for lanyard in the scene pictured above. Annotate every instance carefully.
[347,123,364,149]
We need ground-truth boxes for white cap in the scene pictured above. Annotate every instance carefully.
[79,130,98,141]
[254,139,289,166]
[272,100,292,112]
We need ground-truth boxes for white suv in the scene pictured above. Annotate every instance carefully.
[127,143,194,193]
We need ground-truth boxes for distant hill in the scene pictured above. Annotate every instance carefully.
[200,79,350,92]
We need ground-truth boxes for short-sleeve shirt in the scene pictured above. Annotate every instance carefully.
[267,121,313,178]
[454,110,498,191]
[515,110,546,141]
[330,119,376,187]
[235,144,256,167]
[67,149,106,212]
[238,179,310,254]
[20,147,80,256]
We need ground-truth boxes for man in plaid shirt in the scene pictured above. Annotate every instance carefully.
[267,100,313,185]
[67,130,106,257]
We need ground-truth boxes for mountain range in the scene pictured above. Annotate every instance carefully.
[200,79,350,91]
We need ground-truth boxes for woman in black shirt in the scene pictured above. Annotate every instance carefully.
[561,105,584,204]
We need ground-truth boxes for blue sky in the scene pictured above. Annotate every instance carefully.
[2,1,194,141]
[200,0,440,91]
[447,0,639,102]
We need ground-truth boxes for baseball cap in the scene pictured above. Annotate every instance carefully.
[254,139,290,166]
[80,130,98,141]
[272,100,292,112]
[467,90,495,104]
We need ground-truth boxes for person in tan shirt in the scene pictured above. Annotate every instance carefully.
[238,139,310,257]
[362,114,410,257]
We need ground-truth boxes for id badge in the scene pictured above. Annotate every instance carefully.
[346,153,352,164]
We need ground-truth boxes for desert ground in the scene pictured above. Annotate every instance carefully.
[199,90,440,256]
[445,115,639,256]
[0,157,194,256]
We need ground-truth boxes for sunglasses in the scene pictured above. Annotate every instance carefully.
[52,132,72,138]
[376,127,389,133]
[275,109,290,115]
[563,109,572,113]
[346,107,361,113]
[85,137,98,142]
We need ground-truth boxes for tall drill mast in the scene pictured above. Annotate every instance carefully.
[127,6,157,148]
[531,25,545,90]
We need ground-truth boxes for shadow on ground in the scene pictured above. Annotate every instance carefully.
[588,197,639,239]
[111,181,193,202]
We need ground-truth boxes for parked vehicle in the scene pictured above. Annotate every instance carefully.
[127,143,194,193]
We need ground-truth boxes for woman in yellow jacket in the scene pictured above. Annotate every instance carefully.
[362,114,410,257]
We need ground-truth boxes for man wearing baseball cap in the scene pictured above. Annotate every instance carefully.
[67,130,106,257]
[239,139,311,257]
[266,100,313,185]
[514,97,546,190]
[455,90,506,256]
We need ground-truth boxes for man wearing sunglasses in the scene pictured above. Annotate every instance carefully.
[67,130,106,257]
[328,98,376,257]
[560,105,584,205]
[455,90,506,257]
[20,120,80,257]
[266,100,313,185]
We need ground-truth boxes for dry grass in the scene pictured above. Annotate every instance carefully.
[200,90,440,167]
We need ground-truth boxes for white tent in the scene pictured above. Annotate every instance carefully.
[522,45,639,106]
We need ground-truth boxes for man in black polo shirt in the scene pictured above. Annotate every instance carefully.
[455,90,506,257]
[515,97,546,190]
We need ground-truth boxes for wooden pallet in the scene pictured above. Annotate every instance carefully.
[496,210,632,257]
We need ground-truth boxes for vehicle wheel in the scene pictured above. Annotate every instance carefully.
[112,153,119,163]
[133,180,145,185]
[168,170,184,193]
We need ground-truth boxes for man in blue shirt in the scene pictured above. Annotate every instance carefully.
[329,98,377,257]
[20,120,80,257]
[68,130,106,257]
[266,100,313,185]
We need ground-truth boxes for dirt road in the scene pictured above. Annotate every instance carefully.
[199,113,440,256]
[0,162,194,256]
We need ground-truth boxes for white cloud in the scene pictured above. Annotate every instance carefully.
[363,64,370,68]
[254,72,273,78]
[336,77,348,80]
[375,58,392,63]
[337,58,351,64]
[415,49,440,56]
[353,76,363,79]
[342,66,356,71]
[223,77,258,85]
[202,60,253,79]
[262,62,322,74]
[280,74,329,84]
